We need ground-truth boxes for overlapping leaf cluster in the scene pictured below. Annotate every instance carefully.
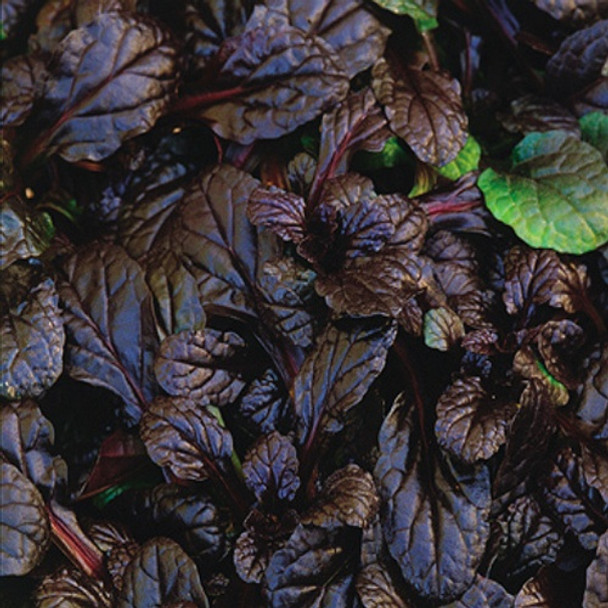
[1,0,607,606]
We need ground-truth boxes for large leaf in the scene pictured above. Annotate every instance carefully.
[27,12,180,162]
[264,524,358,607]
[374,394,492,602]
[1,265,64,401]
[154,329,249,406]
[248,0,390,77]
[140,396,233,482]
[293,319,396,446]
[192,24,350,144]
[0,462,50,576]
[0,400,67,500]
[372,58,468,166]
[479,130,608,254]
[116,537,209,608]
[59,243,159,423]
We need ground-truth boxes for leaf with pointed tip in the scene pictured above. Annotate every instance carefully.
[248,0,390,78]
[140,396,233,482]
[154,329,249,406]
[193,24,349,144]
[302,464,379,529]
[0,400,67,500]
[435,377,516,463]
[242,431,300,503]
[0,197,54,271]
[264,524,358,608]
[372,58,468,166]
[35,567,114,608]
[294,319,396,446]
[28,13,180,163]
[116,537,209,608]
[479,131,608,254]
[0,462,50,576]
[584,530,608,607]
[375,394,492,602]
[423,307,465,351]
[59,243,159,423]
[1,265,64,401]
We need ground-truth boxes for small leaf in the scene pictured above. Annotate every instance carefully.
[375,394,492,602]
[436,135,481,180]
[580,111,608,162]
[372,58,468,166]
[59,243,159,423]
[116,537,209,608]
[584,530,608,607]
[435,377,516,463]
[1,266,64,401]
[264,524,358,608]
[479,131,608,254]
[35,567,114,608]
[293,319,396,446]
[29,13,180,162]
[242,431,300,503]
[532,0,608,24]
[140,396,233,482]
[368,0,438,30]
[423,307,465,351]
[237,369,289,434]
[154,329,249,406]
[0,462,50,576]
[194,24,349,144]
[302,464,379,529]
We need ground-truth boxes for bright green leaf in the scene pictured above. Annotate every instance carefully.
[580,112,608,163]
[368,0,438,31]
[479,130,608,254]
[436,136,481,180]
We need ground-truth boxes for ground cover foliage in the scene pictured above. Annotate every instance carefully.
[1,0,607,606]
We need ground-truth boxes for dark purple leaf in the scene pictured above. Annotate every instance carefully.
[539,446,608,551]
[257,258,316,349]
[311,88,390,198]
[375,394,492,602]
[355,563,408,608]
[59,243,159,423]
[435,376,516,463]
[372,58,468,166]
[293,319,396,446]
[192,24,349,144]
[128,484,226,562]
[492,495,564,585]
[514,565,585,608]
[537,320,585,389]
[1,0,37,41]
[0,400,67,500]
[287,152,317,197]
[493,380,557,514]
[548,258,592,314]
[0,461,50,576]
[0,197,54,271]
[445,575,514,608]
[237,368,289,434]
[264,524,358,608]
[546,20,608,100]
[532,0,608,23]
[302,464,379,529]
[584,529,608,607]
[116,537,209,608]
[28,13,180,162]
[140,396,233,482]
[1,266,64,401]
[248,187,307,243]
[1,54,47,128]
[248,0,390,78]
[581,443,608,504]
[576,345,608,439]
[35,567,114,608]
[154,329,249,406]
[242,431,300,503]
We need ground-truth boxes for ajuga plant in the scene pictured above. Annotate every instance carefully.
[1,0,607,606]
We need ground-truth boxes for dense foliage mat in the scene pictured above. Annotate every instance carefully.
[1,0,607,606]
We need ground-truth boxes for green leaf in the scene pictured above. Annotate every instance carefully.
[353,136,411,170]
[369,0,438,30]
[580,112,608,163]
[479,130,608,254]
[436,136,481,180]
